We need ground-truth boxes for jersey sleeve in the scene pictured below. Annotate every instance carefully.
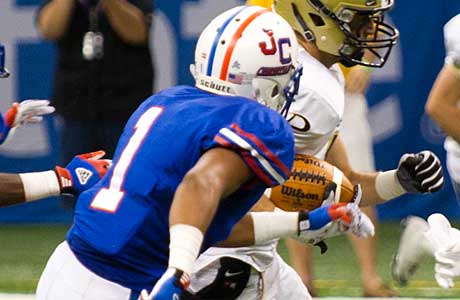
[208,115,294,187]
[444,14,460,68]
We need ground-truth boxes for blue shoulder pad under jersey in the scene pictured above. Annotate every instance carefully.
[67,85,294,292]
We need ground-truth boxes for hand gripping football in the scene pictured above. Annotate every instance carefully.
[270,154,355,211]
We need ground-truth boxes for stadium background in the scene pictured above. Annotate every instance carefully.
[0,0,460,222]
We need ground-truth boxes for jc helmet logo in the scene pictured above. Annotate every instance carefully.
[258,29,292,64]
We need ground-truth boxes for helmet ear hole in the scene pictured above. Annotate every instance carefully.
[309,13,325,27]
[271,85,280,97]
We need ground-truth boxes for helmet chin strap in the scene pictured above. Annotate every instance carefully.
[281,66,303,118]
[339,47,364,67]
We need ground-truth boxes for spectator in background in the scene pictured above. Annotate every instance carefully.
[247,0,396,296]
[36,0,154,163]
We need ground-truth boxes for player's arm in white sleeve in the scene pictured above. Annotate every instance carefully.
[325,136,444,206]
[0,151,110,207]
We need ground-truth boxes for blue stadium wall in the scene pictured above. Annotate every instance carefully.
[0,0,459,222]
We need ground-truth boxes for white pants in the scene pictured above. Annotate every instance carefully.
[36,241,132,300]
[190,249,311,300]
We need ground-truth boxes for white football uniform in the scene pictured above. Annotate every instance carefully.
[188,49,345,300]
[443,14,460,198]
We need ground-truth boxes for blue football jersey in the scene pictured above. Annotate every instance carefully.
[67,85,294,293]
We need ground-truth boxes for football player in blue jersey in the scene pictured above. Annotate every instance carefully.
[0,44,111,206]
[36,6,372,300]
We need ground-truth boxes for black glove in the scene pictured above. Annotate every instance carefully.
[396,150,444,193]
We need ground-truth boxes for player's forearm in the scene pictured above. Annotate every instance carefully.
[326,137,378,205]
[0,171,61,207]
[218,211,301,247]
[37,0,76,40]
[346,171,383,206]
[428,104,460,143]
[425,65,460,143]
[170,174,221,233]
[326,136,407,206]
[101,0,149,44]
[0,174,27,206]
[168,173,221,274]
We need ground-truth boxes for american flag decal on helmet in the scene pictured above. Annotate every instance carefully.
[228,73,243,84]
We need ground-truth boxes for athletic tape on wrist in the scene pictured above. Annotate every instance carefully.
[250,211,298,244]
[375,170,406,201]
[19,170,61,201]
[168,224,203,274]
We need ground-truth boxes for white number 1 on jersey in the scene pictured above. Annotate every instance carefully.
[90,106,163,213]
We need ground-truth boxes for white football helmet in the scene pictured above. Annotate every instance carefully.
[0,44,10,78]
[191,6,301,114]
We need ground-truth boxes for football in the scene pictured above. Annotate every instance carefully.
[269,154,356,212]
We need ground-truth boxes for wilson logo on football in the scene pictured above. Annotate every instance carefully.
[270,154,355,212]
[76,167,93,185]
[280,186,320,201]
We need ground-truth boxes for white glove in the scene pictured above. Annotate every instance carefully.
[343,203,375,238]
[322,184,374,239]
[293,186,348,245]
[6,99,55,127]
[292,186,373,245]
[425,214,460,288]
[0,100,55,144]
[293,220,341,245]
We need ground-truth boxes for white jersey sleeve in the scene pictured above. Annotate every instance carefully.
[288,49,345,158]
[443,14,460,179]
[444,14,460,68]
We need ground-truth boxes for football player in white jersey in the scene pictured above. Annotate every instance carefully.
[185,1,445,299]
[392,13,460,289]
[0,44,110,206]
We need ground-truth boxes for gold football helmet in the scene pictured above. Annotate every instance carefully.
[274,0,399,67]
